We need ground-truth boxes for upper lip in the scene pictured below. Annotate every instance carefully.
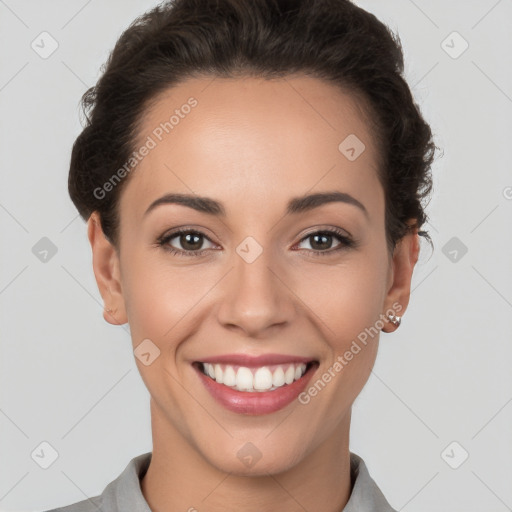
[196,353,317,367]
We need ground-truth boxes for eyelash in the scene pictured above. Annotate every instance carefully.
[156,227,357,258]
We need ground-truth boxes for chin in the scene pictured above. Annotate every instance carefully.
[197,435,308,477]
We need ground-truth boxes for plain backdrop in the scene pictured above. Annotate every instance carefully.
[1,1,511,511]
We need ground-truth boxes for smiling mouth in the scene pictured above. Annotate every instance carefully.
[193,361,318,392]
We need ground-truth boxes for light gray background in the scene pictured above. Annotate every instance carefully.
[1,0,511,511]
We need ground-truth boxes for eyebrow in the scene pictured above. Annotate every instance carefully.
[144,191,368,218]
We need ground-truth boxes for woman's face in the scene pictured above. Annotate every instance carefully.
[89,75,417,475]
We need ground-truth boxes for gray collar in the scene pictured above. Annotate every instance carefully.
[50,451,397,511]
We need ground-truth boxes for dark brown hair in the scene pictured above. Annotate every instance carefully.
[69,0,437,252]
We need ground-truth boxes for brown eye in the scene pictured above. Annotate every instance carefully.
[305,232,338,251]
[175,232,204,251]
[157,229,216,256]
[296,229,355,255]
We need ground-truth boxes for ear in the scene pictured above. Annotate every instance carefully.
[381,223,420,333]
[87,211,128,325]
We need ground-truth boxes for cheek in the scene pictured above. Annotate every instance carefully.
[120,251,217,347]
[291,255,389,424]
[293,253,389,346]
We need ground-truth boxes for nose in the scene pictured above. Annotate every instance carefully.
[216,246,296,338]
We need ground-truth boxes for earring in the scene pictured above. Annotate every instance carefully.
[387,313,402,328]
[105,307,117,314]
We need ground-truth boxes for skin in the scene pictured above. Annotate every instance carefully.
[87,75,419,512]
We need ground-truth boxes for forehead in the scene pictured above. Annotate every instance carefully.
[121,75,382,219]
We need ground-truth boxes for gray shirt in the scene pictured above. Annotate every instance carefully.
[43,451,397,511]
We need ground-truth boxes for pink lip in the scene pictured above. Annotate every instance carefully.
[193,361,318,415]
[197,353,315,367]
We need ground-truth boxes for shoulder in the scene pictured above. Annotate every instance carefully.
[41,497,102,512]
[41,452,152,512]
[344,452,398,512]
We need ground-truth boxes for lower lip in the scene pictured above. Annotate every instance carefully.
[194,363,318,415]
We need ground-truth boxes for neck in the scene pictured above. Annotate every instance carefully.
[141,400,353,512]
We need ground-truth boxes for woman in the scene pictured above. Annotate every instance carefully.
[45,0,437,510]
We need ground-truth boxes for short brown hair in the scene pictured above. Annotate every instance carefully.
[69,0,438,251]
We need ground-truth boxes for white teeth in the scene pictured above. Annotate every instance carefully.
[223,365,236,387]
[254,367,273,390]
[214,364,223,382]
[284,365,295,384]
[235,367,254,391]
[272,366,285,387]
[200,362,309,392]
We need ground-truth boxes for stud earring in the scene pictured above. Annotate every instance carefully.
[387,313,401,328]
